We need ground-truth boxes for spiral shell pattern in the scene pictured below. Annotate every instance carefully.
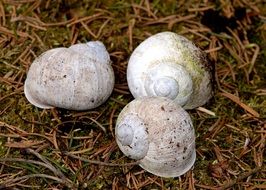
[24,41,114,110]
[127,31,212,109]
[115,97,196,177]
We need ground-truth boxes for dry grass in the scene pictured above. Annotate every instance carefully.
[0,0,265,189]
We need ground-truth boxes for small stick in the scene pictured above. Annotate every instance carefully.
[26,148,66,180]
[109,106,117,138]
[188,6,215,12]
[67,13,103,27]
[0,174,74,189]
[63,152,140,167]
[85,117,107,133]
[248,44,260,74]
[0,158,63,177]
[220,92,260,117]
[217,167,262,190]
[196,107,216,116]
[128,18,135,52]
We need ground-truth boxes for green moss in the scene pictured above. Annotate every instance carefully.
[0,0,265,189]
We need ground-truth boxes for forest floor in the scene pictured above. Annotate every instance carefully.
[0,0,265,189]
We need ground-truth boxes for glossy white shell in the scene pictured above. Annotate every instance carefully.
[24,41,114,110]
[127,31,212,109]
[115,97,196,177]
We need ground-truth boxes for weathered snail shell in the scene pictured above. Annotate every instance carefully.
[24,41,114,110]
[115,97,196,177]
[127,31,212,109]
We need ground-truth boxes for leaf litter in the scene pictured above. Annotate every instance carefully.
[0,0,265,189]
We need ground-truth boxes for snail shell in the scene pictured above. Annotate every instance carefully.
[115,97,196,177]
[24,41,114,110]
[127,31,212,109]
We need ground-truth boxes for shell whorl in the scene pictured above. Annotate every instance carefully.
[115,97,196,177]
[24,41,114,110]
[144,62,193,106]
[153,77,179,98]
[127,31,212,109]
[116,124,134,146]
[115,114,149,160]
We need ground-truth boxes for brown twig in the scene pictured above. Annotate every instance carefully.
[25,148,67,179]
[0,174,74,189]
[0,158,62,177]
[217,167,262,190]
[63,152,140,167]
[220,92,260,117]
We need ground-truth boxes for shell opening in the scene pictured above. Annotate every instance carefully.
[116,124,134,146]
[153,77,179,99]
[24,82,54,109]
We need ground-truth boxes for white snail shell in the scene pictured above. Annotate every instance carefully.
[24,41,115,110]
[127,31,212,109]
[115,97,196,177]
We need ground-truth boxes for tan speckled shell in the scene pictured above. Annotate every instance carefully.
[24,41,114,110]
[115,97,196,177]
